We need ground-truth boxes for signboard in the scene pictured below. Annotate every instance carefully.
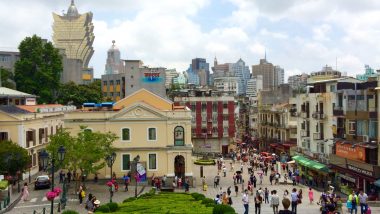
[336,143,366,162]
[337,173,356,183]
[142,70,163,83]
[25,98,36,106]
[347,164,373,177]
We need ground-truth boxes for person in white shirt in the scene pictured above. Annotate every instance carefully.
[359,190,368,214]
[270,190,280,214]
[290,188,298,214]
[242,189,249,214]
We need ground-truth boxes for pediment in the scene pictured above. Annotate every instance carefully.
[111,103,167,120]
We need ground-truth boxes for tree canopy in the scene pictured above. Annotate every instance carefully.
[46,127,117,177]
[14,35,62,104]
[0,68,15,89]
[0,140,30,176]
[57,80,103,107]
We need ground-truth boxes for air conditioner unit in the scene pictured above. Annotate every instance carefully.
[363,135,369,143]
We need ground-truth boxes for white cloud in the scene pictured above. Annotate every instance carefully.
[1,0,380,80]
[312,24,331,41]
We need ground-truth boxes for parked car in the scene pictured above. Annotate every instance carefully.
[34,175,51,190]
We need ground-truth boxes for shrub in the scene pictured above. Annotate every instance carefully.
[213,204,236,214]
[96,204,110,213]
[123,197,136,203]
[201,198,214,205]
[106,202,118,212]
[191,192,206,201]
[62,211,79,214]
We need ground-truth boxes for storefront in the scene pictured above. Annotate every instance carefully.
[292,155,331,189]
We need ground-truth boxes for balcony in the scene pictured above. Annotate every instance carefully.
[312,112,325,120]
[333,106,344,116]
[313,132,322,140]
[301,130,310,137]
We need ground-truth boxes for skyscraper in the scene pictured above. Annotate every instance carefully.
[191,58,210,86]
[274,65,285,86]
[105,40,123,74]
[52,0,95,68]
[252,58,274,90]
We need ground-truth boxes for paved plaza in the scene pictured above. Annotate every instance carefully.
[9,157,380,213]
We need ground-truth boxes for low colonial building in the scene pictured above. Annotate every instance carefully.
[64,89,193,180]
[0,104,73,178]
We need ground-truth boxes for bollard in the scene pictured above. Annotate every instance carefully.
[43,207,46,214]
[58,202,61,212]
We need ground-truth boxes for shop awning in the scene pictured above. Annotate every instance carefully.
[292,155,329,172]
[292,155,310,166]
[375,179,380,187]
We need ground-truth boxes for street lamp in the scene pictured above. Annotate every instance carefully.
[106,152,116,203]
[39,145,65,214]
[133,155,140,198]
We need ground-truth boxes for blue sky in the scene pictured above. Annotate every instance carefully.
[1,0,380,79]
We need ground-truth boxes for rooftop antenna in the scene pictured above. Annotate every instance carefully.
[264,49,267,60]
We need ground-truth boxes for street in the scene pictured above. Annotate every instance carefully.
[9,158,380,214]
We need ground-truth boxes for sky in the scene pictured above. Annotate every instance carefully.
[1,0,380,80]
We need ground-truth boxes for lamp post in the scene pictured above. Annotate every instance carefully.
[106,152,116,203]
[39,146,65,214]
[133,155,140,198]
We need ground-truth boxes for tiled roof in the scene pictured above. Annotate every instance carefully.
[17,104,63,113]
[0,105,31,114]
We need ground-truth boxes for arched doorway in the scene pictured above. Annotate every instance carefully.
[174,155,185,178]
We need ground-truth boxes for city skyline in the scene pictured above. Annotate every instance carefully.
[1,0,380,79]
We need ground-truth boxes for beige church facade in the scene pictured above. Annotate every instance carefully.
[64,89,193,180]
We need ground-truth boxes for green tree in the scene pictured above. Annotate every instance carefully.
[0,141,29,176]
[46,127,117,179]
[0,68,15,89]
[14,35,62,103]
[57,80,103,107]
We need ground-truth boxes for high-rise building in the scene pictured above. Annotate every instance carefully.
[252,58,275,90]
[212,58,250,95]
[191,58,210,86]
[231,58,250,95]
[52,0,95,68]
[165,69,179,88]
[105,40,123,75]
[186,65,199,85]
[274,65,285,86]
[246,75,263,97]
[288,73,309,90]
[0,51,19,74]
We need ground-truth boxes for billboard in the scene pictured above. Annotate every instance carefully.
[336,142,366,162]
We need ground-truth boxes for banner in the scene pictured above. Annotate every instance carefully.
[136,163,146,182]
[336,142,366,162]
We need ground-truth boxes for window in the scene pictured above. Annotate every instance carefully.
[0,132,8,141]
[223,102,228,109]
[174,126,185,146]
[148,128,156,141]
[148,154,157,170]
[110,80,114,86]
[348,121,356,135]
[121,128,130,141]
[116,80,120,85]
[131,85,134,88]
[131,75,134,79]
[122,154,130,170]
[103,81,107,86]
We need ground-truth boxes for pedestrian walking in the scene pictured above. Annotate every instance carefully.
[223,166,227,177]
[67,170,72,183]
[359,190,368,214]
[270,190,280,214]
[308,188,314,204]
[21,182,29,201]
[242,189,249,214]
[123,174,130,191]
[227,186,231,196]
[234,184,239,197]
[264,187,269,204]
[59,170,65,183]
[279,198,292,214]
[78,185,85,205]
[255,192,262,214]
[253,175,257,188]
[290,188,298,214]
